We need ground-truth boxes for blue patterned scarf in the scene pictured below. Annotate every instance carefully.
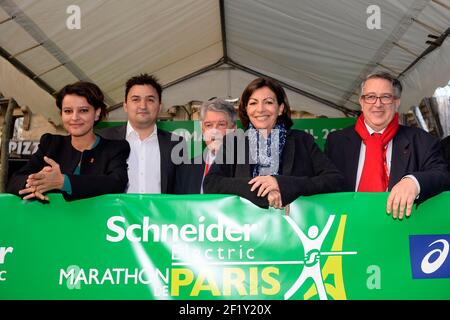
[248,122,287,177]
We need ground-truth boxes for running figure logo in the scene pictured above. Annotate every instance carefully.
[283,215,357,300]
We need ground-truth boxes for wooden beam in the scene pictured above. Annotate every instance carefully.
[0,98,17,192]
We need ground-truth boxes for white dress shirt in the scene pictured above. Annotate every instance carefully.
[355,122,420,194]
[125,122,161,194]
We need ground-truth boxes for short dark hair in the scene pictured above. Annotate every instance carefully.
[239,77,293,129]
[55,81,107,125]
[125,73,162,102]
[360,72,402,98]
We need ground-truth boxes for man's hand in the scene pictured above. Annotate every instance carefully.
[249,176,280,197]
[386,177,418,220]
[204,129,225,154]
[206,139,223,154]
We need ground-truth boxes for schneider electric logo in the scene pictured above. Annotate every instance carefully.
[60,214,356,300]
[409,235,450,279]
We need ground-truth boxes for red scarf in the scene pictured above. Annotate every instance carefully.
[355,113,399,192]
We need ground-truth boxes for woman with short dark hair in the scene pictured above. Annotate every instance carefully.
[7,81,130,201]
[204,77,344,209]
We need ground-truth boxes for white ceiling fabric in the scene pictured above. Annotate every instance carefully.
[0,0,449,125]
[0,54,60,123]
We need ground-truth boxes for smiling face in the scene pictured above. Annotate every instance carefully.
[61,94,100,138]
[360,78,400,131]
[124,84,161,130]
[246,86,284,132]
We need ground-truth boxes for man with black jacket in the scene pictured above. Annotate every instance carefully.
[99,74,185,194]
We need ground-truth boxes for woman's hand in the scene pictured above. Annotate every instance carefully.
[18,185,48,201]
[18,156,64,201]
[248,175,280,197]
[267,190,283,209]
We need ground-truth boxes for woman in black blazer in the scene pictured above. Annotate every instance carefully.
[7,81,130,201]
[204,77,344,209]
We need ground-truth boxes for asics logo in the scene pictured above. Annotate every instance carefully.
[421,239,449,274]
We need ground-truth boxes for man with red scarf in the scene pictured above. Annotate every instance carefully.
[325,72,449,220]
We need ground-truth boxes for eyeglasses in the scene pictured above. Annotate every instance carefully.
[361,94,396,104]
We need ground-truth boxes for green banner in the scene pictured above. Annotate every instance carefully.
[1,192,449,300]
[290,118,356,149]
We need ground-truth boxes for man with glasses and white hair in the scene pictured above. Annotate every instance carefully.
[175,98,237,194]
[325,72,449,219]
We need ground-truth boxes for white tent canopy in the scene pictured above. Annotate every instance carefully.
[0,0,449,126]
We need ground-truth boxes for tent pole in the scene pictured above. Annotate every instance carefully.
[219,0,228,61]
[400,27,450,77]
[0,46,56,96]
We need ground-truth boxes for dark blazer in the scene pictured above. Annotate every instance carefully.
[6,133,130,200]
[325,125,450,202]
[442,135,450,171]
[98,124,185,194]
[203,129,345,208]
[175,154,207,194]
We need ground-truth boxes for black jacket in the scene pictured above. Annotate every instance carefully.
[325,125,450,202]
[175,154,208,194]
[442,135,450,171]
[98,125,185,194]
[204,129,344,208]
[7,133,130,200]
